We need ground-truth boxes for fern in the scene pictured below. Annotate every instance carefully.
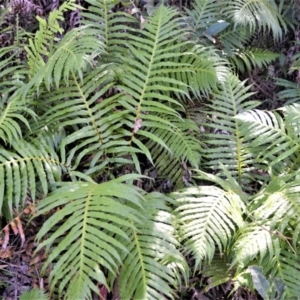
[1,0,298,298]
[146,117,202,188]
[0,139,66,219]
[115,5,225,171]
[218,25,252,56]
[175,45,229,98]
[235,104,300,176]
[82,0,136,55]
[116,192,187,299]
[173,177,245,269]
[0,47,26,89]
[229,48,279,74]
[25,24,102,92]
[0,98,33,145]
[231,174,300,298]
[19,288,49,300]
[275,78,300,105]
[202,74,262,189]
[34,175,186,299]
[175,166,300,298]
[224,0,287,39]
[184,0,223,40]
[25,0,80,79]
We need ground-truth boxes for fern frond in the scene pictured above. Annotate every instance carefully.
[232,224,275,269]
[229,48,279,73]
[0,139,65,218]
[202,255,234,291]
[115,6,193,165]
[174,185,244,269]
[258,241,300,298]
[0,98,33,145]
[272,247,300,298]
[0,47,26,87]
[235,106,300,175]
[253,178,300,242]
[117,192,188,299]
[225,0,286,39]
[25,25,103,92]
[184,0,223,38]
[231,173,300,298]
[25,0,79,79]
[33,68,141,173]
[117,5,229,168]
[218,25,252,55]
[177,45,229,97]
[82,0,137,54]
[19,288,49,300]
[147,117,202,187]
[35,175,187,300]
[275,78,300,105]
[202,74,261,188]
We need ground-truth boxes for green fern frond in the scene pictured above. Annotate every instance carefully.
[0,139,65,218]
[253,178,300,242]
[225,0,286,39]
[174,185,244,269]
[33,68,140,173]
[218,25,252,56]
[117,192,188,299]
[25,25,103,92]
[147,117,202,187]
[272,247,300,298]
[287,43,300,73]
[116,6,192,163]
[82,0,137,55]
[0,98,33,145]
[232,224,275,269]
[202,74,260,188]
[275,78,300,105]
[177,45,229,97]
[19,288,49,300]
[117,5,228,167]
[258,241,300,298]
[281,103,300,128]
[231,173,300,298]
[0,47,26,87]
[235,106,300,175]
[229,48,279,73]
[202,255,234,291]
[25,0,79,79]
[184,0,223,39]
[34,175,187,300]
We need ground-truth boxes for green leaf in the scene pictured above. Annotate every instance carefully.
[247,266,270,300]
[205,20,230,36]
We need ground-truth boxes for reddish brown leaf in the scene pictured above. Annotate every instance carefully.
[2,226,9,249]
[15,217,25,247]
[0,247,12,259]
[10,220,18,235]
[99,285,108,300]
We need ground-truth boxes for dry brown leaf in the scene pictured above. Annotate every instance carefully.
[2,226,9,249]
[0,246,12,259]
[23,207,31,214]
[30,253,47,266]
[10,220,18,235]
[15,217,25,247]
